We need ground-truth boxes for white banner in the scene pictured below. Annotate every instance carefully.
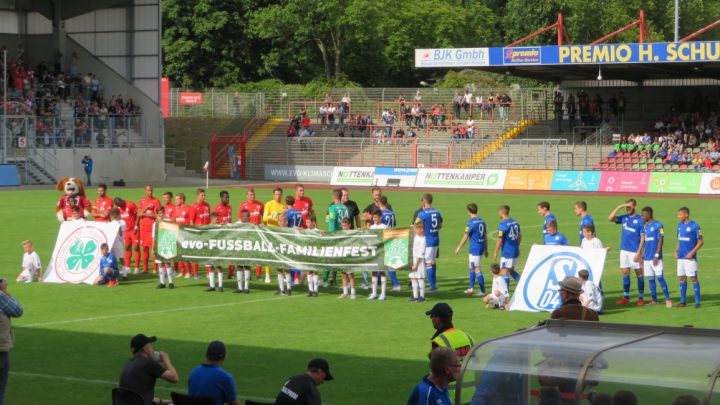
[509,245,606,313]
[699,173,720,194]
[44,221,120,284]
[415,48,490,68]
[330,167,375,186]
[264,165,334,182]
[373,167,417,187]
[415,168,506,189]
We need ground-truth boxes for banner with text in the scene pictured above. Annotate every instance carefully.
[598,171,650,193]
[510,245,607,313]
[330,167,375,186]
[373,167,418,188]
[155,222,411,272]
[648,172,702,194]
[264,165,333,182]
[415,48,490,68]
[44,221,120,284]
[550,171,602,192]
[415,168,506,189]
[504,170,554,191]
[700,173,720,195]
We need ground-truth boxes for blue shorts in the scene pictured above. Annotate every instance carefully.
[99,269,119,283]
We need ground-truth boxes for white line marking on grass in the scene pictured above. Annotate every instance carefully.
[21,296,288,328]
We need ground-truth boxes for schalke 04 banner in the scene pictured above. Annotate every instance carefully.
[155,222,411,272]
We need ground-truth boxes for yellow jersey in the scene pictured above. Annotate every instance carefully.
[263,199,285,226]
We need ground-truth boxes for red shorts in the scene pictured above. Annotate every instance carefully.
[124,229,139,247]
[140,231,154,249]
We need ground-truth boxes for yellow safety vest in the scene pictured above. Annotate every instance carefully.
[431,327,475,360]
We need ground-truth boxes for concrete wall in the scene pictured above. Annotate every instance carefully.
[55,147,165,183]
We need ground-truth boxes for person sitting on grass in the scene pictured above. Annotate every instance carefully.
[17,240,42,283]
[93,243,119,287]
[578,269,604,314]
[483,264,509,310]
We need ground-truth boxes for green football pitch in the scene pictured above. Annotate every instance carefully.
[1,185,718,404]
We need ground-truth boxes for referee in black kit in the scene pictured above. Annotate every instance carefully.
[275,358,333,405]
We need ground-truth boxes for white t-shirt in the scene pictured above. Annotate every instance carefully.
[492,275,509,298]
[23,251,41,272]
[581,237,603,249]
[369,223,387,230]
[580,280,604,312]
[413,235,427,260]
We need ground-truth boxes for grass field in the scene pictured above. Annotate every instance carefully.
[1,185,719,404]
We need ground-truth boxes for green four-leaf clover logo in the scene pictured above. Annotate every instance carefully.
[66,239,98,270]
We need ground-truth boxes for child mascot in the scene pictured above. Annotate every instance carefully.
[55,177,92,221]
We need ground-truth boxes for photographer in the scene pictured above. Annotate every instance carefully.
[119,334,178,405]
[0,278,23,405]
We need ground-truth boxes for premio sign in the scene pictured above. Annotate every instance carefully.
[44,221,119,284]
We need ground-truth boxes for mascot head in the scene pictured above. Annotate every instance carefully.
[55,177,85,197]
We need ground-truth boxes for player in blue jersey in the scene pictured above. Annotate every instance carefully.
[675,207,704,308]
[378,195,401,291]
[284,196,305,285]
[537,201,556,237]
[635,207,671,307]
[543,220,569,246]
[493,205,521,287]
[93,243,120,286]
[574,201,595,243]
[608,199,645,305]
[454,203,488,296]
[415,194,443,292]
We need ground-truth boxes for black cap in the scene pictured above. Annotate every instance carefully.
[308,358,333,381]
[206,340,226,361]
[131,334,157,353]
[425,302,453,318]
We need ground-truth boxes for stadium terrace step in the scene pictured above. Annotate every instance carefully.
[455,120,537,169]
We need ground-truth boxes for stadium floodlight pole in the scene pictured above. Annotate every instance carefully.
[674,0,680,41]
[2,49,7,165]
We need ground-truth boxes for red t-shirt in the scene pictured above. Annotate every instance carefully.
[173,204,195,225]
[213,203,233,224]
[239,200,264,225]
[93,196,113,222]
[118,201,138,230]
[57,194,91,220]
[163,204,177,222]
[293,196,313,227]
[138,196,161,232]
[192,201,211,225]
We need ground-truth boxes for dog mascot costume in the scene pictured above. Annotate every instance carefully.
[55,177,92,221]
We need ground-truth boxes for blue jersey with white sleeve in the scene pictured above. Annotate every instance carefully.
[100,253,119,274]
[544,232,569,246]
[579,214,595,241]
[465,216,487,255]
[285,208,304,228]
[614,214,643,252]
[677,220,702,260]
[416,208,442,247]
[381,209,396,229]
[498,218,521,258]
[542,213,557,235]
[641,220,664,260]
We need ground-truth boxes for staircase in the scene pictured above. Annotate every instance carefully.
[213,118,286,178]
[8,156,58,184]
[456,119,537,168]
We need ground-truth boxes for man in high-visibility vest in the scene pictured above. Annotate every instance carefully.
[426,303,474,360]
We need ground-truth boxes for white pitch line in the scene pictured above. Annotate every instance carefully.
[20,296,288,328]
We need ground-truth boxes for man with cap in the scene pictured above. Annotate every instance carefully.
[188,341,240,405]
[275,358,333,405]
[551,276,600,321]
[407,347,460,405]
[426,303,474,360]
[119,334,178,405]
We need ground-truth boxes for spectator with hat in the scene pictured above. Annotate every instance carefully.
[551,276,600,321]
[188,340,240,405]
[275,358,333,405]
[118,334,178,405]
[426,303,474,360]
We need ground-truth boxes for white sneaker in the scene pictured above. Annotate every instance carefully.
[321,281,329,288]
[338,293,348,299]
[184,273,190,279]
[133,268,139,275]
[350,294,357,300]
[368,294,378,300]
[378,294,386,301]
[465,288,474,295]
[474,291,486,297]
[391,286,401,292]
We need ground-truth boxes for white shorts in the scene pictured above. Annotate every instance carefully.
[469,255,482,269]
[425,246,439,263]
[500,257,516,269]
[488,292,509,306]
[619,250,640,270]
[17,269,37,283]
[410,261,426,279]
[343,271,355,275]
[643,260,664,277]
[677,259,698,277]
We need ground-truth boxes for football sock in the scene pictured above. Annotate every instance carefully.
[277,274,284,292]
[244,270,250,290]
[121,266,128,278]
[363,271,369,285]
[693,282,701,305]
[680,281,687,304]
[418,279,425,297]
[658,276,670,300]
[217,272,223,288]
[623,275,631,298]
[308,275,314,292]
[205,265,212,277]
[166,268,174,284]
[227,265,235,279]
[371,276,378,295]
[323,271,330,282]
[476,271,486,293]
[343,286,349,295]
[209,272,216,288]
[388,271,400,287]
[468,270,476,289]
[285,274,291,291]
[256,265,261,278]
[265,266,271,278]
[380,275,387,296]
[411,279,419,299]
[142,247,150,272]
[502,275,510,288]
[426,265,437,289]
[509,269,520,281]
[159,268,166,285]
[637,276,645,299]
[193,263,199,277]
[312,274,320,292]
[124,249,132,268]
[236,270,243,290]
[648,276,657,302]
[350,287,356,296]
[134,250,141,269]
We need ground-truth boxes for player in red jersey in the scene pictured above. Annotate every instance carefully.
[191,188,211,279]
[173,193,196,278]
[213,190,235,279]
[238,188,265,280]
[92,183,113,222]
[114,197,140,273]
[138,184,161,273]
[293,184,314,228]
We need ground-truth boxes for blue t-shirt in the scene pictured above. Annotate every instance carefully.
[544,232,569,246]
[285,208,304,228]
[542,213,557,235]
[498,218,521,258]
[100,253,118,275]
[677,220,703,260]
[614,214,643,252]
[381,209,396,228]
[416,208,443,247]
[465,216,487,255]
[188,364,237,405]
[407,375,452,405]
[641,220,664,260]
[82,158,93,173]
[579,214,595,241]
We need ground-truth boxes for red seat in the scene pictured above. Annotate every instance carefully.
[600,164,609,170]
[631,152,639,157]
[713,165,720,171]
[679,164,688,170]
[647,163,655,170]
[631,158,639,163]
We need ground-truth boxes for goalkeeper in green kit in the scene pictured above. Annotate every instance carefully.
[323,189,350,286]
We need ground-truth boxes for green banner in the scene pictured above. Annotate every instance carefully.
[155,222,411,272]
[648,172,702,194]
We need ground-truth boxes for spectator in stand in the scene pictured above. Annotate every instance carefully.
[431,104,440,126]
[452,92,462,119]
[463,89,472,118]
[466,117,475,138]
[438,104,446,126]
